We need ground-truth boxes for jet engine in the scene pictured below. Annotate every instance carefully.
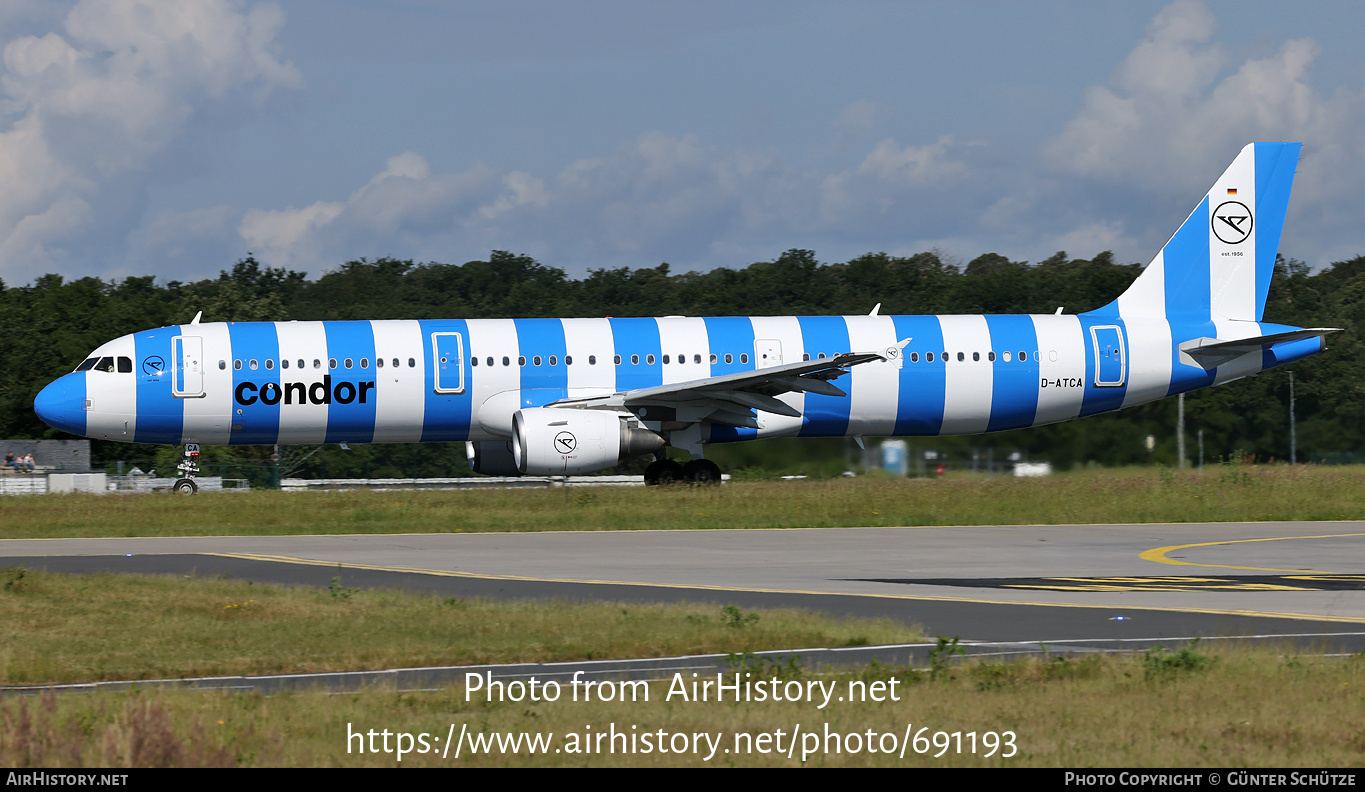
[466,440,521,476]
[512,407,664,475]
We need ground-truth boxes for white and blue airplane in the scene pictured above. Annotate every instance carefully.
[34,142,1334,490]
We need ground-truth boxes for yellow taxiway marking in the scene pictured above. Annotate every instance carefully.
[1140,533,1365,574]
[203,552,1365,625]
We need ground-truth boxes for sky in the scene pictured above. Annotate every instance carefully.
[0,0,1362,285]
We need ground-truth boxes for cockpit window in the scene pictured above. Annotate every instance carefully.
[117,356,132,373]
[75,358,97,372]
[93,357,116,373]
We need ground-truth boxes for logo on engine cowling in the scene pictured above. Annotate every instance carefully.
[554,431,577,454]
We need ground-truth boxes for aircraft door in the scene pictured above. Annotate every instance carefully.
[171,335,205,398]
[755,339,782,369]
[1090,325,1126,388]
[433,332,466,394]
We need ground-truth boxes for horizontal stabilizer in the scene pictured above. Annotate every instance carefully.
[1179,328,1339,369]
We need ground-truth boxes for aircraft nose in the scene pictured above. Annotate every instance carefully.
[33,374,86,436]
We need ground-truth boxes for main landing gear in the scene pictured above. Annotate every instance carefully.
[643,456,721,486]
[173,444,200,494]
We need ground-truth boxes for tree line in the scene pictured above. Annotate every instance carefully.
[0,248,1360,477]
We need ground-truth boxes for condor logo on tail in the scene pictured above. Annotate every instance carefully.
[235,374,376,406]
[1212,200,1253,244]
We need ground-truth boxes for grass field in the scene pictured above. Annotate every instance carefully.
[0,568,918,685]
[3,645,1361,767]
[1,464,1362,539]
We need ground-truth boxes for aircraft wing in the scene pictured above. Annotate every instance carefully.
[551,350,892,428]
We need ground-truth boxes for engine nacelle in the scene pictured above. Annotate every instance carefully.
[513,407,664,475]
[466,440,521,476]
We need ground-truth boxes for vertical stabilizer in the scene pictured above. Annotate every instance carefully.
[1091,142,1300,323]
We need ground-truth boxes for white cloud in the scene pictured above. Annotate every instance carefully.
[237,151,504,269]
[833,99,879,134]
[1036,0,1365,269]
[0,0,299,279]
[820,135,971,223]
[1047,221,1136,262]
[1046,0,1365,201]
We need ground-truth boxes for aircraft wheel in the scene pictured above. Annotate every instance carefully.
[682,459,722,484]
[644,460,684,486]
[172,478,199,495]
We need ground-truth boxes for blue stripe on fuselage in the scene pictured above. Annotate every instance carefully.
[322,321,377,444]
[133,328,181,443]
[228,323,281,444]
[1166,318,1218,397]
[890,315,945,436]
[985,315,1039,431]
[702,317,757,443]
[513,318,569,406]
[609,318,663,393]
[796,316,851,437]
[1079,317,1130,417]
[419,320,471,442]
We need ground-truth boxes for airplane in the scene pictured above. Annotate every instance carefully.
[33,142,1336,492]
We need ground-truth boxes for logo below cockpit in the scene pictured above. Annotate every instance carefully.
[142,356,166,376]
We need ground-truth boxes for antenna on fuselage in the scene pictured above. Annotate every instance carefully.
[190,311,202,325]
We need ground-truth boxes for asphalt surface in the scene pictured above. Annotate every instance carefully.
[4,521,1364,690]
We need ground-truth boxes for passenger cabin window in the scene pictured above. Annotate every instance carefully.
[502,356,510,367]
[631,354,639,365]
[927,352,935,362]
[589,355,597,365]
[533,356,542,366]
[910,352,919,363]
[313,359,321,369]
[486,357,493,367]
[549,356,558,366]
[740,353,749,364]
[219,360,227,370]
[470,357,477,366]
[724,354,732,364]
[988,351,996,362]
[663,355,670,364]
[249,359,259,370]
[329,359,337,369]
[377,358,384,368]
[281,359,290,369]
[646,354,655,365]
[344,358,353,369]
[234,360,242,370]
[361,358,369,369]
[710,354,718,364]
[266,359,275,370]
[694,354,701,364]
[1019,351,1027,361]
[518,356,526,366]
[614,355,622,365]
[564,356,572,365]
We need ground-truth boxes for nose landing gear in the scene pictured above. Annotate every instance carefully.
[173,444,200,494]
